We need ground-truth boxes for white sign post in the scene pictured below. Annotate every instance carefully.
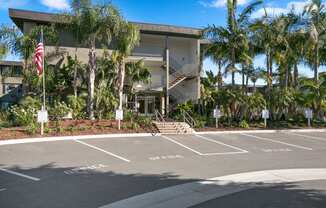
[116,109,123,130]
[262,109,269,128]
[37,109,48,135]
[304,108,313,127]
[213,107,222,128]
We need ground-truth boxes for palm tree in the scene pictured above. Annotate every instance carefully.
[64,3,123,119]
[204,0,262,86]
[304,0,326,81]
[0,44,6,59]
[114,23,140,111]
[300,74,326,119]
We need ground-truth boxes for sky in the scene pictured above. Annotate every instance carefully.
[0,0,325,84]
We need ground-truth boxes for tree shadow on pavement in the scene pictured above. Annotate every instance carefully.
[0,164,326,208]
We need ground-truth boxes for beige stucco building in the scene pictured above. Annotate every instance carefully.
[0,61,23,108]
[9,8,205,115]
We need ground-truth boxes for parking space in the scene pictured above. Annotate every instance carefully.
[247,133,326,151]
[162,134,248,156]
[0,140,128,179]
[80,136,197,162]
[1,131,326,208]
[287,132,326,141]
[200,133,301,153]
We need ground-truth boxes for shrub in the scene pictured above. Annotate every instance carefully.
[49,101,72,120]
[9,105,37,127]
[135,116,152,127]
[239,120,250,129]
[66,95,86,119]
[26,122,38,135]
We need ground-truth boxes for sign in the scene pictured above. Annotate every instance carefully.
[304,108,313,119]
[37,110,48,123]
[213,109,222,118]
[115,109,123,120]
[262,109,269,119]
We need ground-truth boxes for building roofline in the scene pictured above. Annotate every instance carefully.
[9,8,203,38]
[0,60,23,66]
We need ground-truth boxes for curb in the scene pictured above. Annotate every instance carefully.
[0,133,161,146]
[195,128,326,135]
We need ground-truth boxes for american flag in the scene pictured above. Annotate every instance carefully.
[34,35,44,76]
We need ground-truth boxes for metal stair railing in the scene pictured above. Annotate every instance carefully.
[154,109,165,128]
[181,109,196,128]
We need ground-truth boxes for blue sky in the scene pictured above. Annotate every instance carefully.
[0,0,325,84]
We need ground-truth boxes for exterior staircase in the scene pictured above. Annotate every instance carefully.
[153,121,194,134]
[169,72,187,90]
[153,110,194,134]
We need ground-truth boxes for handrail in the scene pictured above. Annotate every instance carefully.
[181,109,196,128]
[154,109,165,127]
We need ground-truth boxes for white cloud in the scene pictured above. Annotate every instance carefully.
[200,0,250,8]
[40,0,69,10]
[251,0,311,19]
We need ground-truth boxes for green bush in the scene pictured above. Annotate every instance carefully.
[135,116,152,127]
[9,105,37,127]
[49,101,72,120]
[66,95,86,119]
[239,120,250,129]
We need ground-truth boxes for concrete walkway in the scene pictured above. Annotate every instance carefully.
[100,169,326,208]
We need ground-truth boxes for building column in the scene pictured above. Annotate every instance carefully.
[165,36,170,116]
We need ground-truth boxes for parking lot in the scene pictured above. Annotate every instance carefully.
[1,131,326,208]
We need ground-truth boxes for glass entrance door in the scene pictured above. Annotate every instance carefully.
[137,96,156,116]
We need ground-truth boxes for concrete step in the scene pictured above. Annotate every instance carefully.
[154,121,194,134]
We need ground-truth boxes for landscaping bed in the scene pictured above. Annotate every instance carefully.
[0,119,158,140]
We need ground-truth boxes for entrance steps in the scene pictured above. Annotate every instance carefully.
[153,121,194,134]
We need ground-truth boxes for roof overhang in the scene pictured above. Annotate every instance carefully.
[0,60,23,66]
[9,8,203,38]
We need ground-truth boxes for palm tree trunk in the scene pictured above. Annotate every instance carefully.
[231,48,236,86]
[241,64,245,90]
[73,52,78,98]
[285,66,289,89]
[294,63,298,88]
[117,59,126,110]
[266,52,270,88]
[217,60,222,89]
[314,43,319,82]
[87,39,96,120]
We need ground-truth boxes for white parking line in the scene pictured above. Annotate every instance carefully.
[161,135,203,155]
[0,168,40,181]
[74,140,130,163]
[195,135,249,153]
[241,133,313,151]
[287,132,326,142]
[161,135,247,156]
[0,188,6,192]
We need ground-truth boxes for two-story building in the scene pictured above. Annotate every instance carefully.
[9,8,204,116]
[0,61,23,109]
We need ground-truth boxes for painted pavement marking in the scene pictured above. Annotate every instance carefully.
[287,132,326,142]
[0,168,40,181]
[0,188,6,192]
[149,155,184,161]
[161,135,248,156]
[74,139,131,163]
[195,134,249,153]
[241,133,313,151]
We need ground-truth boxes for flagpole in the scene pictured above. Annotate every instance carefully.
[41,27,46,135]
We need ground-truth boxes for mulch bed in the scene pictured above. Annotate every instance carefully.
[0,120,158,140]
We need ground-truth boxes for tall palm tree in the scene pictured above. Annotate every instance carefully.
[205,0,262,86]
[304,0,326,81]
[114,23,140,111]
[65,3,123,119]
